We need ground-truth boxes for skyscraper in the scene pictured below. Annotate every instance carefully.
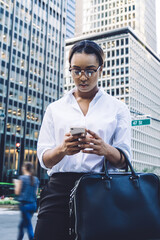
[0,0,66,182]
[66,0,76,38]
[75,0,157,52]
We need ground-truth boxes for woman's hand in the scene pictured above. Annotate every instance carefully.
[43,132,86,168]
[61,132,86,156]
[78,129,126,168]
[78,129,108,156]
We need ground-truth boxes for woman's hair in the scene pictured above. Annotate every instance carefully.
[69,40,104,66]
[23,162,34,186]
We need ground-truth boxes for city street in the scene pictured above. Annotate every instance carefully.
[0,208,37,240]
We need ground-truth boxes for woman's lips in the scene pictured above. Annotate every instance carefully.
[79,84,88,87]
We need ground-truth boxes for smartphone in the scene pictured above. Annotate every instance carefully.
[70,127,86,135]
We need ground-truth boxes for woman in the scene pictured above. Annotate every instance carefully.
[34,40,131,240]
[14,162,39,240]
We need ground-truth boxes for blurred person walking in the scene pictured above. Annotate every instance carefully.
[14,162,39,240]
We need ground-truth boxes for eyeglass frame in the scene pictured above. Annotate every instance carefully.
[69,65,102,78]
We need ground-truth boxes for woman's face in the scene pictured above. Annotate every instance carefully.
[70,52,102,94]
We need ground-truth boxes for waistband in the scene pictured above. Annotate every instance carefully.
[50,172,86,181]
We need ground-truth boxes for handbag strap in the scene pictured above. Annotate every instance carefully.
[104,148,138,179]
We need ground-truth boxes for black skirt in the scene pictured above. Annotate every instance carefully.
[34,172,84,240]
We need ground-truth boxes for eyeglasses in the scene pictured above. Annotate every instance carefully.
[69,66,101,78]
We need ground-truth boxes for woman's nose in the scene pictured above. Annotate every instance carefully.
[79,72,87,80]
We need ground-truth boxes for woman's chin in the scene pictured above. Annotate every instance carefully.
[78,85,90,92]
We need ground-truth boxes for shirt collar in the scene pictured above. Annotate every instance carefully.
[64,87,105,104]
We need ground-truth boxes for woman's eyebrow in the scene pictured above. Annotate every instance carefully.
[85,65,97,68]
[71,65,97,68]
[71,65,81,68]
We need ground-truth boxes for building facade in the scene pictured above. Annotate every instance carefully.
[75,0,157,53]
[66,0,75,38]
[0,0,66,182]
[64,28,160,174]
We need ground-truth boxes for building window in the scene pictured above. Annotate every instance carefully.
[121,39,124,45]
[116,59,119,66]
[112,60,115,66]
[116,88,119,95]
[116,40,119,46]
[121,68,124,75]
[121,58,124,64]
[107,80,110,87]
[125,48,129,54]
[125,38,129,45]
[125,77,129,84]
[111,89,114,96]
[125,67,129,74]
[125,57,129,64]
[116,68,119,75]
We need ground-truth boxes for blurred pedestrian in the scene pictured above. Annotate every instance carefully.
[14,162,39,240]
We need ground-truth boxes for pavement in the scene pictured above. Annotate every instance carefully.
[0,207,37,240]
[1,207,160,240]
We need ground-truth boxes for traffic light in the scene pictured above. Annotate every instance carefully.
[16,143,20,153]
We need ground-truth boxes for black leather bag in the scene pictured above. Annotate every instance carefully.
[69,153,160,240]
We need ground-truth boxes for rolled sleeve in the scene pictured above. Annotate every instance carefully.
[112,104,131,161]
[37,104,56,170]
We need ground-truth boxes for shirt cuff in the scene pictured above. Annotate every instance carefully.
[38,148,53,171]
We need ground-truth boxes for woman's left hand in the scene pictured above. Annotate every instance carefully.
[78,129,126,168]
[78,129,108,156]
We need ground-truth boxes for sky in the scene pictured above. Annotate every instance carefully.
[156,0,160,54]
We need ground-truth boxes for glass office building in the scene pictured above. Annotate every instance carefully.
[0,0,66,182]
[66,0,75,38]
[65,28,160,175]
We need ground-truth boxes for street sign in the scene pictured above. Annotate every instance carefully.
[131,119,151,126]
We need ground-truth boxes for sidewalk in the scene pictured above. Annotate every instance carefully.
[0,207,37,240]
[0,204,19,210]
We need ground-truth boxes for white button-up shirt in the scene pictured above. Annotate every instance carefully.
[37,88,131,176]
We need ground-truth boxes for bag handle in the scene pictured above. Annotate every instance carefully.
[104,148,138,179]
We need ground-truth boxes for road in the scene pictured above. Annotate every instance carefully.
[0,208,37,240]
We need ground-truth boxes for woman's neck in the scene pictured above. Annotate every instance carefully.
[74,86,99,101]
[23,170,31,176]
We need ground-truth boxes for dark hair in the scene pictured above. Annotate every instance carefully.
[69,40,104,66]
[23,162,34,186]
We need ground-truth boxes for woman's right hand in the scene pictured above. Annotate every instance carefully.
[43,132,85,168]
[61,132,85,156]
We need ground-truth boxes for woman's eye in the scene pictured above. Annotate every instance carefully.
[74,70,80,75]
[86,70,94,76]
